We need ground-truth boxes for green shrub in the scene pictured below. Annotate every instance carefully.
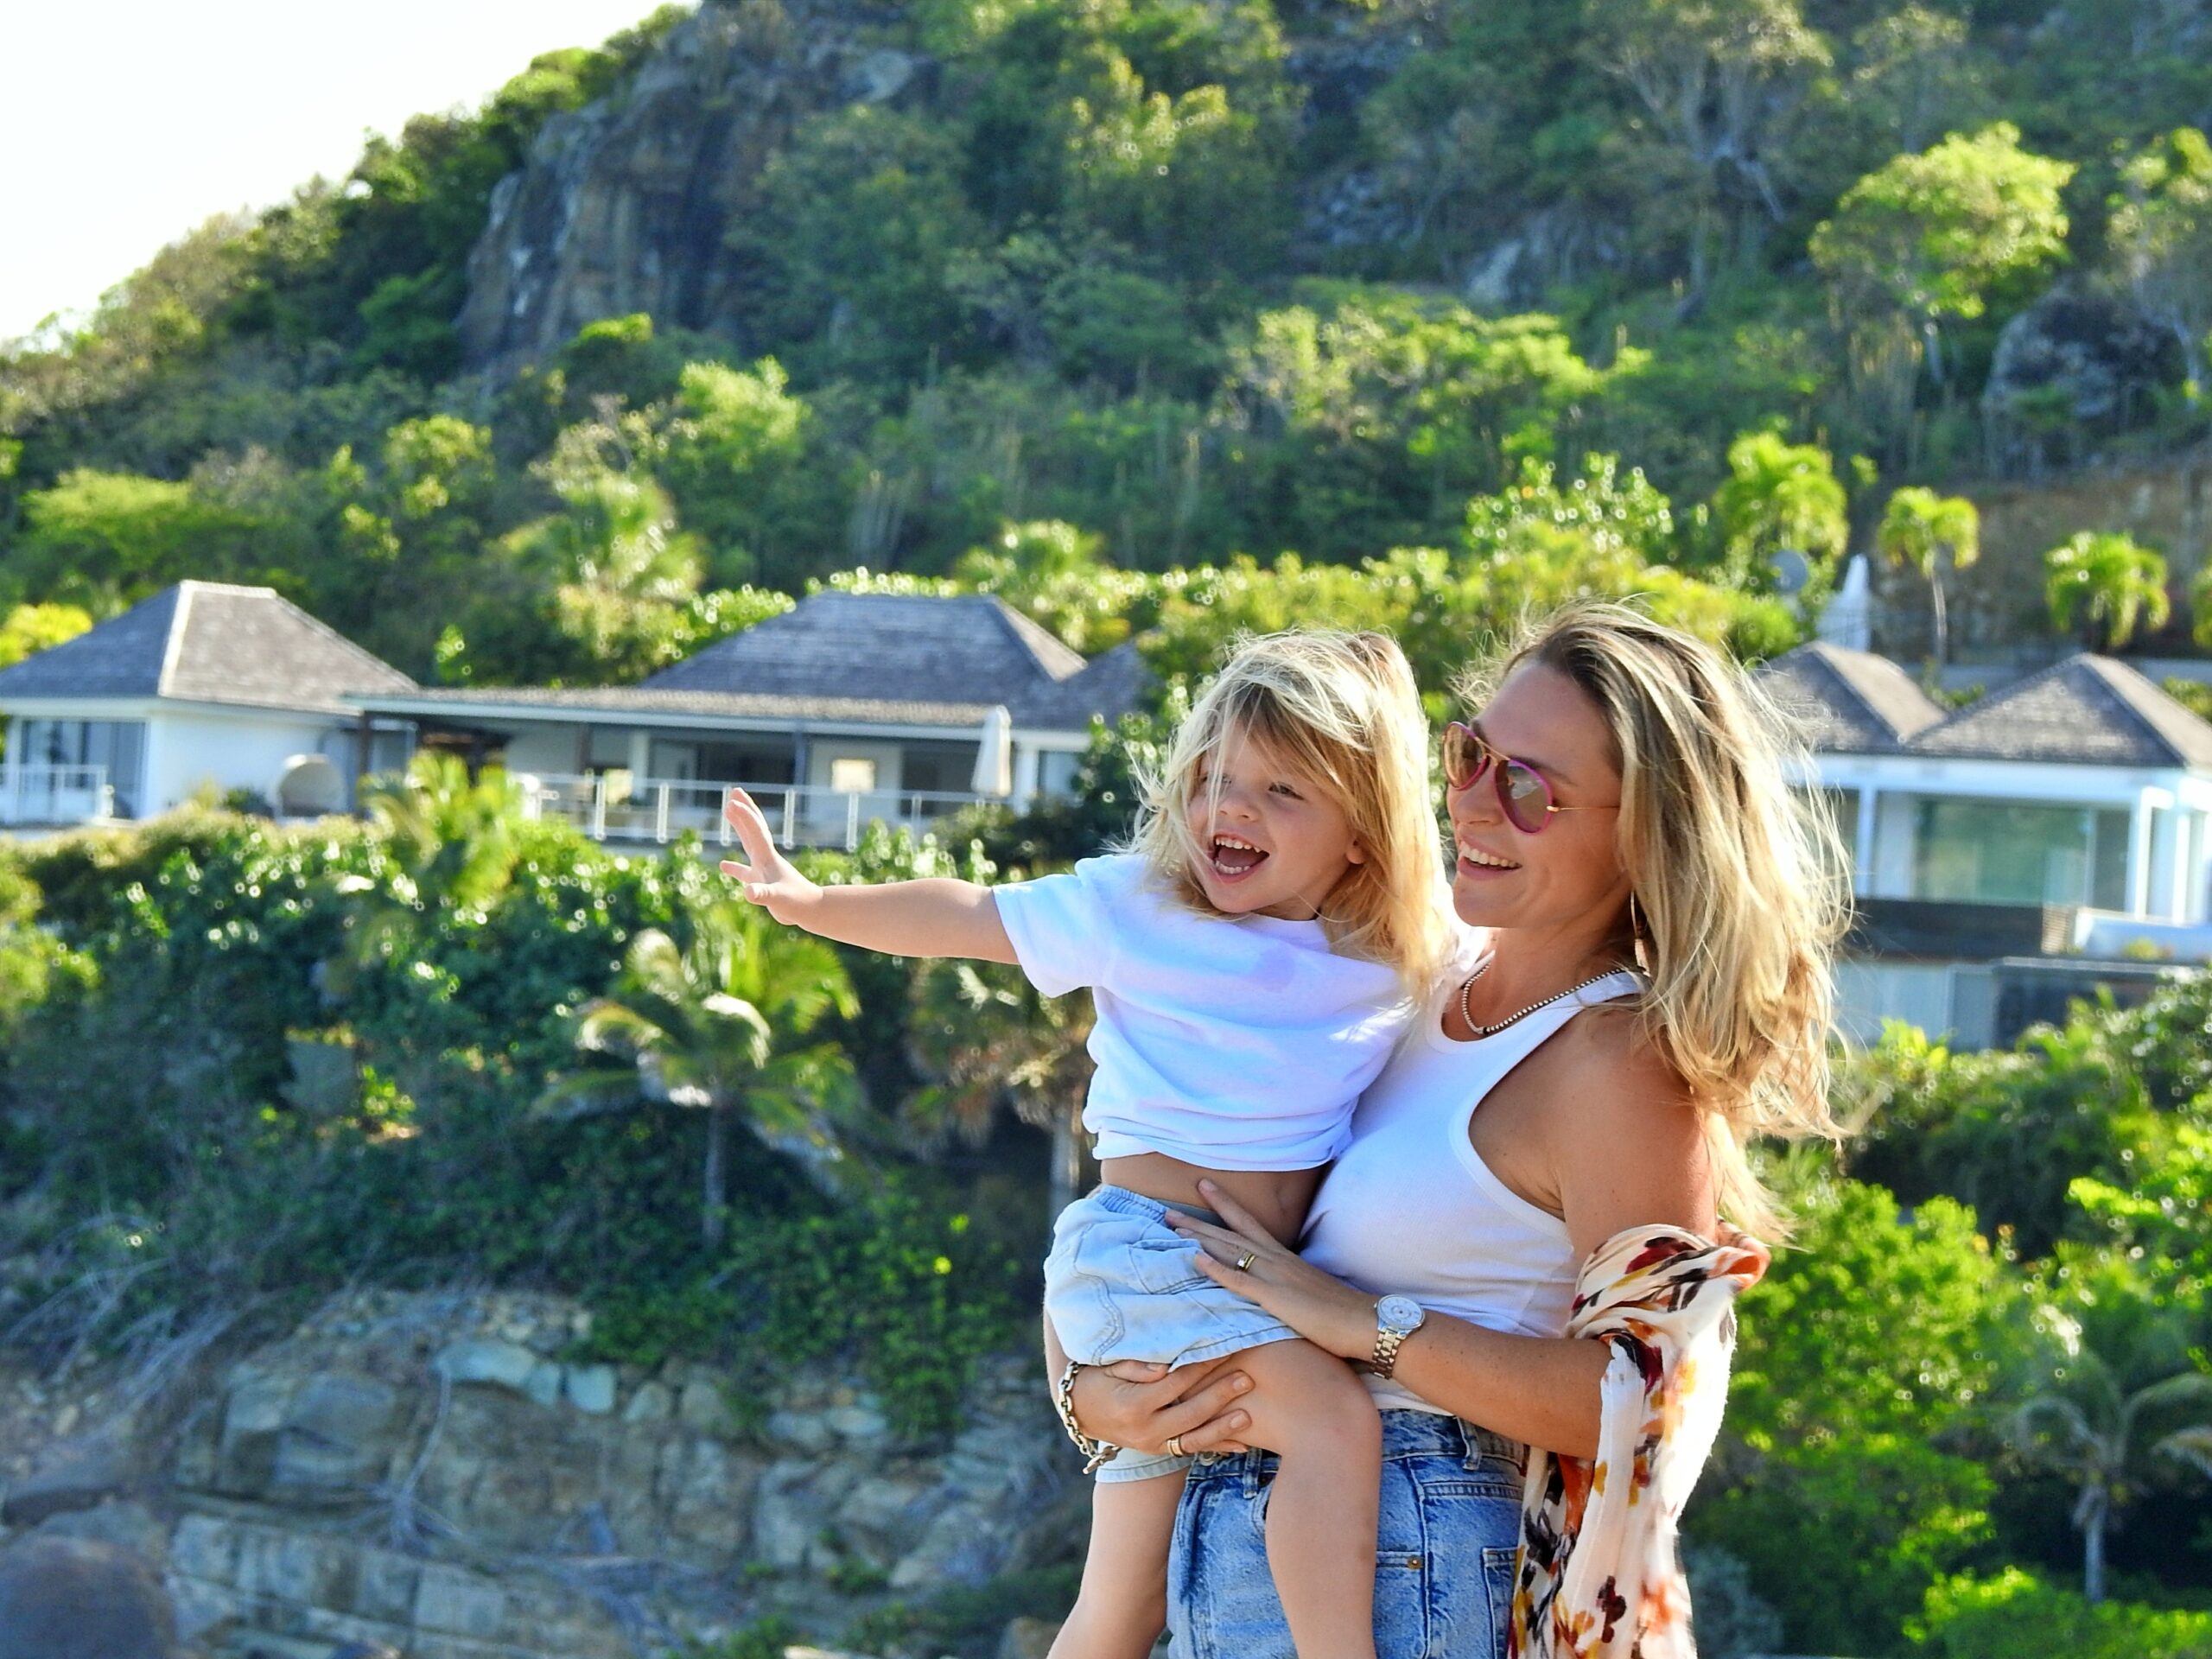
[580,1182,1027,1436]
[1911,1567,2212,1658]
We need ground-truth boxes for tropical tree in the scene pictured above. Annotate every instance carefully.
[2110,128,2212,395]
[2010,1255,2212,1604]
[2044,531,2171,652]
[1710,430,1849,584]
[1813,125,2074,448]
[1876,486,1980,664]
[319,415,499,673]
[951,518,1143,655]
[357,751,530,920]
[0,601,91,670]
[17,468,264,608]
[1603,0,1832,293]
[906,956,1096,1225]
[553,900,860,1249]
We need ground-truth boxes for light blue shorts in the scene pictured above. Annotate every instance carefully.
[1169,1411,1528,1659]
[1044,1185,1302,1484]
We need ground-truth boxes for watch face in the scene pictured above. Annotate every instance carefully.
[1377,1294,1425,1332]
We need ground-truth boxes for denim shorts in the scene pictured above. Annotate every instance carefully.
[1166,1411,1527,1659]
[1044,1185,1302,1483]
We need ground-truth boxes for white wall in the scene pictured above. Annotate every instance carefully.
[146,709,340,815]
[501,725,583,776]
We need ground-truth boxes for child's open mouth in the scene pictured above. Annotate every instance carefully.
[1211,835,1268,878]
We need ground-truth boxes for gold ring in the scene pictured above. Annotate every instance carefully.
[1234,1249,1258,1273]
[1165,1434,1185,1458]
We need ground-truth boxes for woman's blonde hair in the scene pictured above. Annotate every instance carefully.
[1470,601,1847,1237]
[1129,630,1447,996]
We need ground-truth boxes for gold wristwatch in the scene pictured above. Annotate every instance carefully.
[1369,1294,1427,1378]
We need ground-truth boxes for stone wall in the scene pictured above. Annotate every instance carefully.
[0,1289,1072,1659]
[1872,447,2212,666]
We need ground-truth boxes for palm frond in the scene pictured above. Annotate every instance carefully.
[535,1065,650,1120]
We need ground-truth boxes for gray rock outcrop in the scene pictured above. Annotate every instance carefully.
[0,1288,1070,1659]
[1981,288,2184,476]
[457,0,923,380]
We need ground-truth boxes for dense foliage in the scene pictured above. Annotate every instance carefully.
[1,772,2209,1651]
[5,3,2212,1651]
[6,0,2212,681]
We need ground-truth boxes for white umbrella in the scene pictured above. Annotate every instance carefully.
[971,704,1014,798]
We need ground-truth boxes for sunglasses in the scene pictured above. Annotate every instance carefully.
[1440,721,1614,836]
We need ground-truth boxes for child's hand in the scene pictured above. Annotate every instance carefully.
[720,788,823,924]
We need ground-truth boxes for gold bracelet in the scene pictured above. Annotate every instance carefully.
[1053,1358,1120,1475]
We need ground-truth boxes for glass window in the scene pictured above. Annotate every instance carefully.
[9,719,144,817]
[1912,798,2132,908]
[2092,809,2130,910]
[1039,750,1083,798]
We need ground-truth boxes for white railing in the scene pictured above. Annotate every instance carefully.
[0,765,113,827]
[518,775,991,850]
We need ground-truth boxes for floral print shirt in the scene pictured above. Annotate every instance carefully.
[1508,1224,1770,1659]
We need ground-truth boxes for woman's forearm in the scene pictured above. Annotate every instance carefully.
[1389,1313,1611,1460]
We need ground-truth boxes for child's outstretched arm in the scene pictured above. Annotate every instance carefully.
[720,788,1018,963]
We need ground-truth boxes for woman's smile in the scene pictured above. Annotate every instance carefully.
[1454,838,1521,879]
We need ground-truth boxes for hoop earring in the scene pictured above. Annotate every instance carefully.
[1628,892,1649,975]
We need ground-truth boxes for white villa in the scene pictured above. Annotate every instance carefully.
[353,591,1147,848]
[0,586,1145,848]
[1759,643,2212,1040]
[0,582,417,828]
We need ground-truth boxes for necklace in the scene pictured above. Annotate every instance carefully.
[1455,957,1632,1040]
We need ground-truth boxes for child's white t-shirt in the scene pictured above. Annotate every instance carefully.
[993,852,1415,1170]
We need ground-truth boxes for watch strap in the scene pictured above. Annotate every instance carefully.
[1369,1300,1421,1378]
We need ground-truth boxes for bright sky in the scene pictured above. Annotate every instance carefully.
[0,0,677,342]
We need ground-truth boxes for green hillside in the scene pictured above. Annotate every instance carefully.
[3,0,2210,683]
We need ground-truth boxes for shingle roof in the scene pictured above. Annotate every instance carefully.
[0,582,414,716]
[1756,643,1948,753]
[641,592,1140,727]
[1909,655,2212,768]
[363,686,1003,728]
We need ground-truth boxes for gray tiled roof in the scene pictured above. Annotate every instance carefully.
[1909,655,2212,768]
[362,686,1002,728]
[1756,644,1948,753]
[642,592,1139,727]
[0,582,414,715]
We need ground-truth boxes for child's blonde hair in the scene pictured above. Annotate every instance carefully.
[1128,630,1446,995]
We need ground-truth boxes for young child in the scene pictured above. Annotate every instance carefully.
[720,631,1447,1659]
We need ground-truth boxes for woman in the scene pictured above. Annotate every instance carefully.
[1052,602,1845,1657]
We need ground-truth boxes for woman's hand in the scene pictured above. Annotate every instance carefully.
[1070,1357,1255,1458]
[720,788,823,923]
[1171,1179,1382,1363]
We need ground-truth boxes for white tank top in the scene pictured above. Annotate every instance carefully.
[1299,957,1645,1416]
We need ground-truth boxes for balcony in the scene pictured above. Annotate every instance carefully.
[0,765,114,828]
[517,774,992,850]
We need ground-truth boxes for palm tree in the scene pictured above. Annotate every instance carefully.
[2010,1318,2212,1603]
[358,751,528,918]
[547,900,860,1249]
[329,753,530,1023]
[1712,430,1849,586]
[2044,531,2172,652]
[1877,486,1980,667]
[906,957,1095,1225]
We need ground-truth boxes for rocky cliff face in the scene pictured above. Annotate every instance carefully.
[453,0,1569,383]
[457,0,935,381]
[0,1289,1071,1659]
